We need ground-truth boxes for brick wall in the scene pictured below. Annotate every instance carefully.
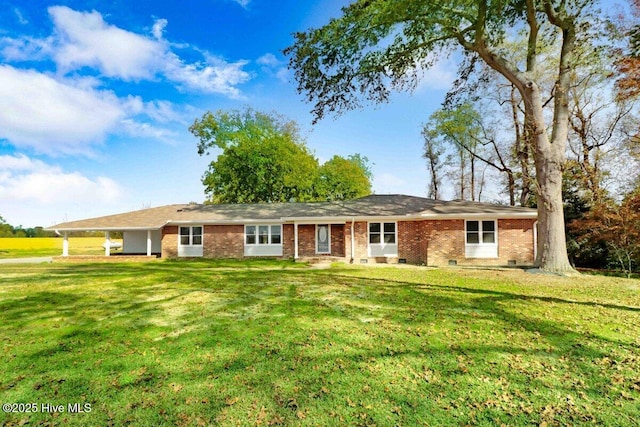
[353,221,368,260]
[296,224,346,257]
[160,218,536,265]
[203,225,243,258]
[423,218,535,266]
[398,221,428,264]
[161,226,178,258]
[331,225,346,257]
[497,219,535,264]
[283,224,294,258]
[425,220,465,266]
[297,225,315,257]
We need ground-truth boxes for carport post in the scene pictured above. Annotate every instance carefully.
[147,230,152,256]
[105,231,111,256]
[62,232,69,257]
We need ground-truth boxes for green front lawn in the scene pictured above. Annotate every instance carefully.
[0,260,638,426]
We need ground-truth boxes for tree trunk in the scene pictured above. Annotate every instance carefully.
[473,19,577,273]
[527,83,575,273]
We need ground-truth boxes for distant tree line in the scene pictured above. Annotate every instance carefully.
[0,216,56,238]
[0,216,107,238]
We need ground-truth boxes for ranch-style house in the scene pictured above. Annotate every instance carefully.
[47,194,538,266]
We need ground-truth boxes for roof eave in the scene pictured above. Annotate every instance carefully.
[419,212,538,219]
[46,226,164,232]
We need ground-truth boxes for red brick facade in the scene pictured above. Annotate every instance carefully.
[160,218,536,266]
[296,224,346,257]
[203,225,243,258]
[398,221,429,264]
[161,226,178,258]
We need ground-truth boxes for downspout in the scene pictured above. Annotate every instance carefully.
[533,220,538,263]
[294,222,299,260]
[350,217,355,263]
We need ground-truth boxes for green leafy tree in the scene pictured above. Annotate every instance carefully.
[190,108,319,203]
[0,215,12,237]
[423,104,483,201]
[315,155,372,201]
[284,0,613,273]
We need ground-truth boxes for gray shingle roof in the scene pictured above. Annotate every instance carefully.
[47,194,536,231]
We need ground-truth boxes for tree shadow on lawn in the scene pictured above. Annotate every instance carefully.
[1,263,639,425]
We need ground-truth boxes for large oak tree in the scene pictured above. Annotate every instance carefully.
[285,0,609,273]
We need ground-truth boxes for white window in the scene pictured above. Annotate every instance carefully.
[244,224,283,256]
[178,226,203,257]
[368,222,398,257]
[179,226,202,246]
[465,220,498,258]
[245,225,281,245]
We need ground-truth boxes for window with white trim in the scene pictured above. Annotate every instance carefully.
[179,226,202,246]
[466,220,496,244]
[369,222,396,244]
[245,224,282,245]
[465,220,497,258]
[368,222,398,257]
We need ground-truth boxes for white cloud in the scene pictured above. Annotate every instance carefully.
[152,18,168,40]
[120,119,179,143]
[0,65,191,155]
[257,53,279,67]
[49,6,165,80]
[0,36,52,62]
[0,154,122,205]
[415,56,457,92]
[257,52,289,83]
[142,100,191,124]
[0,65,126,155]
[14,8,28,25]
[0,6,251,96]
[232,0,251,8]
[163,53,250,97]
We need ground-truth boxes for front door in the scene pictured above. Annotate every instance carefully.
[316,224,330,254]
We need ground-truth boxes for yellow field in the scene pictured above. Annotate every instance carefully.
[0,237,123,257]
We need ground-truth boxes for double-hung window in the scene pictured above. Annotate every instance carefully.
[465,220,497,258]
[245,224,283,256]
[368,222,397,257]
[178,226,203,257]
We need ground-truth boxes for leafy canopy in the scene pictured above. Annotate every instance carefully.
[190,109,318,203]
[285,0,598,123]
[189,108,372,204]
[315,155,372,201]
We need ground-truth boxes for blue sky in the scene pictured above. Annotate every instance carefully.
[0,0,461,227]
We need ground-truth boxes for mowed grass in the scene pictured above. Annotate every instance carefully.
[0,260,638,426]
[0,237,120,258]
